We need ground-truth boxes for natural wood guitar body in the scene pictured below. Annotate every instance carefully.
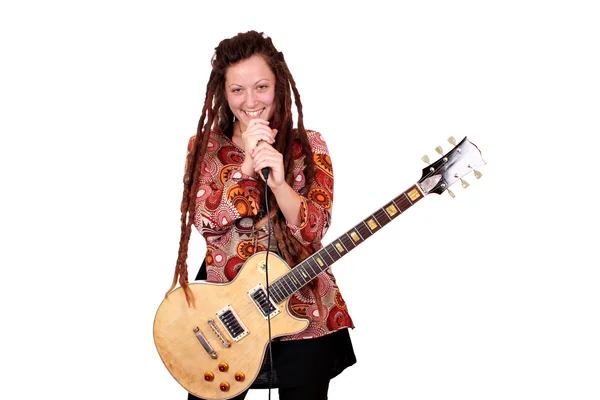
[153,252,309,400]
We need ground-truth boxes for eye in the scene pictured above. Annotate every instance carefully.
[231,87,242,93]
[257,85,268,90]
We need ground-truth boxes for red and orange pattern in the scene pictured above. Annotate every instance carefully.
[190,129,354,340]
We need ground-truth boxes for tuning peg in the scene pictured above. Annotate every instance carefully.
[435,146,443,156]
[447,188,455,198]
[447,136,456,146]
[460,178,470,188]
[421,155,430,164]
[474,169,483,179]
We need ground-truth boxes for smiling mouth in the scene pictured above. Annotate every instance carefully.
[244,108,264,118]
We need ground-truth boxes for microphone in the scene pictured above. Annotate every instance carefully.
[261,167,270,180]
[257,139,271,180]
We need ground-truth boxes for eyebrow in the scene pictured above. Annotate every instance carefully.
[228,79,271,88]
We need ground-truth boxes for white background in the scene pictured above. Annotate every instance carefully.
[1,1,599,399]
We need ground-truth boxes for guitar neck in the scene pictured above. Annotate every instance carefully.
[268,183,425,304]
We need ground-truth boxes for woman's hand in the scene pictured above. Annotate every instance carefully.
[252,140,285,189]
[241,119,277,156]
[253,139,302,226]
[239,119,277,177]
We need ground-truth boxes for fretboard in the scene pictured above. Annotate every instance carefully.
[269,184,425,304]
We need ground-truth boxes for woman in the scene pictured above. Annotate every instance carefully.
[166,30,356,400]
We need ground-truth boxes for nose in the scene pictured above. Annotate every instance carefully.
[244,90,258,107]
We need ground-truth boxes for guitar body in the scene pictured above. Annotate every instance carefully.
[153,252,309,400]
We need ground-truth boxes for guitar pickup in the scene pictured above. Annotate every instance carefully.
[248,284,280,319]
[216,305,249,342]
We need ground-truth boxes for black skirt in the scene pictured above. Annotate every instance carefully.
[251,327,356,388]
[193,261,357,389]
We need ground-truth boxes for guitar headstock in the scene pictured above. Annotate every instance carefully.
[418,136,485,197]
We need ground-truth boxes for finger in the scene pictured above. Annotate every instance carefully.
[246,119,270,129]
[249,139,266,156]
[245,125,274,141]
[254,148,282,170]
[248,133,276,156]
[253,140,274,155]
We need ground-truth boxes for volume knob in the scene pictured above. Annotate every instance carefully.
[218,362,229,372]
[234,372,245,382]
[219,382,230,392]
[203,372,214,382]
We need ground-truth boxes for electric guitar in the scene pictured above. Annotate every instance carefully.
[153,136,486,399]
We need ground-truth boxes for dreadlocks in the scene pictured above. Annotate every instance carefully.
[166,31,319,309]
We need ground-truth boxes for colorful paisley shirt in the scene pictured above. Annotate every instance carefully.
[189,129,354,340]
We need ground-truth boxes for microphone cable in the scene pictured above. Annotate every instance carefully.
[260,167,275,399]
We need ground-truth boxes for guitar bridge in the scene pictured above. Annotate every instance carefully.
[193,327,217,359]
[208,319,231,348]
[216,305,249,342]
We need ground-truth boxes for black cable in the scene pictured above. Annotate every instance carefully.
[261,168,274,400]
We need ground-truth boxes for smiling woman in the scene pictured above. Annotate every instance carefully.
[155,30,357,400]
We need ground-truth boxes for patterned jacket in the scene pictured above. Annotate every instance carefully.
[190,129,354,340]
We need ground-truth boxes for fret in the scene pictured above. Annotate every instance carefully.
[365,215,381,233]
[339,233,357,250]
[399,193,410,205]
[315,248,335,272]
[333,239,348,254]
[297,266,311,281]
[297,269,310,286]
[289,272,301,287]
[392,195,404,207]
[312,254,328,272]
[314,251,331,275]
[380,207,393,221]
[350,228,364,242]
[284,280,299,295]
[405,186,423,203]
[271,283,285,302]
[383,202,400,219]
[402,192,413,209]
[359,221,374,238]
[391,198,405,214]
[276,284,290,300]
[292,264,313,284]
[325,244,342,262]
[374,209,389,226]
[304,257,319,276]
[312,257,326,277]
[271,284,284,303]
[280,276,294,297]
[293,268,309,285]
[271,279,287,299]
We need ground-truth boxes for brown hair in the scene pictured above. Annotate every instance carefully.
[166,31,320,309]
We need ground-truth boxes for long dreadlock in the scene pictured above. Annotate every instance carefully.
[165,31,322,314]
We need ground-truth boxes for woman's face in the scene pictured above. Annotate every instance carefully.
[225,54,276,132]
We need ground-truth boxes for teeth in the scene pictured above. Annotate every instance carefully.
[245,109,262,117]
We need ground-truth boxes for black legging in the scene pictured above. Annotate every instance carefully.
[188,380,330,400]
